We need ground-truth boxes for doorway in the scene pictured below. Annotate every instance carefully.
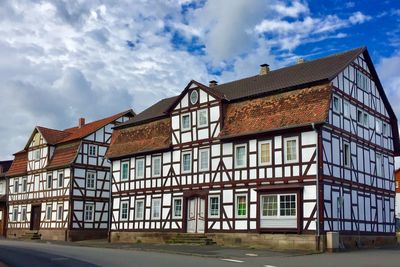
[187,197,205,233]
[30,205,41,231]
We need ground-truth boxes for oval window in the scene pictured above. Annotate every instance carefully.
[190,90,198,105]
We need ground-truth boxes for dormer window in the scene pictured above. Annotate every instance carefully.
[197,109,208,127]
[190,90,198,105]
[181,114,191,131]
[33,149,40,160]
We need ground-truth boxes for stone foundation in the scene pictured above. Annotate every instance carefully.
[339,234,397,249]
[7,228,66,241]
[67,229,108,241]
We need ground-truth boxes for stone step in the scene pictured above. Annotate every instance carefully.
[19,231,41,240]
[168,234,216,245]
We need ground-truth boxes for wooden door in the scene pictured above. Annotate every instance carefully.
[30,206,41,231]
[0,210,4,236]
[187,197,205,233]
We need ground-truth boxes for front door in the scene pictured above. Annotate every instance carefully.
[30,205,41,231]
[187,197,205,233]
[0,210,4,236]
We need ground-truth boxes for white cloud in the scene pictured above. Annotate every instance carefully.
[348,11,372,24]
[271,0,309,18]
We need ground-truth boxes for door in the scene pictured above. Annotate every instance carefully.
[30,206,41,231]
[187,197,205,233]
[0,210,4,236]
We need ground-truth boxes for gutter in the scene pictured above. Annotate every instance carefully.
[311,122,321,251]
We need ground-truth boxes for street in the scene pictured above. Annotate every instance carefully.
[0,240,399,267]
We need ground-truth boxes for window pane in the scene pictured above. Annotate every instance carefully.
[279,194,296,217]
[182,115,190,129]
[236,146,246,167]
[174,199,182,217]
[237,196,246,216]
[286,140,297,161]
[183,153,191,172]
[200,150,209,170]
[198,110,208,126]
[209,197,219,216]
[262,195,277,216]
[260,143,270,164]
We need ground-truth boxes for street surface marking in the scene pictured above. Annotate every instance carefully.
[264,265,277,267]
[221,258,244,263]
[245,253,258,257]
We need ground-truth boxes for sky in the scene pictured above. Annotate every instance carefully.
[0,0,399,162]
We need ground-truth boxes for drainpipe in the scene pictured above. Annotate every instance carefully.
[311,123,321,251]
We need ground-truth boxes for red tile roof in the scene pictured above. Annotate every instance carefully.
[47,141,81,169]
[36,126,71,145]
[6,152,28,177]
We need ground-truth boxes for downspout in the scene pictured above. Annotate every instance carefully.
[311,123,321,251]
[107,158,112,243]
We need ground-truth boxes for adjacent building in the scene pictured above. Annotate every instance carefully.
[0,160,12,237]
[106,47,399,250]
[395,169,400,219]
[6,110,134,241]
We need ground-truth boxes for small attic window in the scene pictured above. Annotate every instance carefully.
[190,90,198,105]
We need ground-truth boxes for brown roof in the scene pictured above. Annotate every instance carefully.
[107,118,171,159]
[219,84,331,138]
[47,141,81,169]
[0,160,13,177]
[36,127,71,145]
[6,152,28,177]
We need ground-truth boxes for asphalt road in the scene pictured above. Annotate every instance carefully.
[0,240,400,267]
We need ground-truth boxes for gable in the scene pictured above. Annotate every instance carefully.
[173,86,217,111]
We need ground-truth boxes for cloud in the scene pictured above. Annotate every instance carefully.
[271,0,309,18]
[348,11,372,24]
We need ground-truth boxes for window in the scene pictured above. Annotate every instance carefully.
[235,144,247,168]
[121,162,129,181]
[151,199,161,219]
[84,203,94,222]
[14,180,19,193]
[199,148,209,172]
[258,140,272,166]
[190,90,199,105]
[333,96,340,112]
[46,205,52,221]
[236,195,247,218]
[12,208,18,221]
[261,194,296,218]
[21,207,27,221]
[33,149,40,160]
[136,158,145,179]
[46,174,52,189]
[88,145,97,156]
[363,113,369,127]
[208,196,220,218]
[357,110,363,124]
[86,171,96,189]
[197,109,208,127]
[172,198,182,218]
[182,151,192,173]
[357,72,368,90]
[22,178,27,192]
[376,119,381,134]
[135,199,144,220]
[120,201,129,221]
[0,181,4,195]
[383,123,388,136]
[57,205,63,221]
[57,173,64,188]
[181,114,191,131]
[284,137,298,163]
[343,143,350,167]
[343,101,350,118]
[152,156,161,177]
[376,154,383,177]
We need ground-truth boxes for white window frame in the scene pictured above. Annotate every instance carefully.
[357,71,368,90]
[234,144,247,168]
[136,158,145,179]
[284,137,299,164]
[46,205,52,221]
[84,203,94,222]
[57,204,63,221]
[120,201,129,221]
[208,195,220,218]
[258,140,272,166]
[343,143,350,167]
[198,148,210,172]
[33,149,40,160]
[12,208,18,222]
[332,95,340,113]
[363,112,369,127]
[151,198,161,220]
[376,119,381,134]
[235,194,248,218]
[343,101,350,118]
[135,199,145,220]
[172,198,183,219]
[0,181,4,195]
[261,193,297,219]
[21,206,27,221]
[46,174,52,189]
[190,90,199,105]
[86,171,96,189]
[88,145,97,156]
[383,122,388,136]
[181,151,192,174]
[151,156,162,177]
[376,154,383,177]
[197,109,208,127]
[121,161,129,181]
[357,109,363,124]
[181,113,191,131]
[57,172,64,188]
[14,180,19,194]
[22,177,27,193]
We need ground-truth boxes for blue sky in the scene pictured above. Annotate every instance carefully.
[0,0,399,161]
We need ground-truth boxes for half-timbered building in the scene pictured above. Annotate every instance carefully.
[395,169,400,219]
[0,160,12,237]
[107,47,399,250]
[6,110,134,241]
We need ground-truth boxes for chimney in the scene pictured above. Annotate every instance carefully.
[259,64,270,75]
[296,57,305,64]
[209,80,218,87]
[79,118,85,128]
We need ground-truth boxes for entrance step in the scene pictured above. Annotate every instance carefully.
[167,234,216,245]
[19,231,41,240]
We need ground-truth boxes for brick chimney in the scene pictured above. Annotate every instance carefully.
[297,58,305,64]
[209,80,218,87]
[259,64,270,75]
[79,118,85,128]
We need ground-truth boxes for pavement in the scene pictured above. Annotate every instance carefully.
[0,239,399,267]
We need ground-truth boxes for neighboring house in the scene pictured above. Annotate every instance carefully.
[0,160,12,237]
[395,169,400,219]
[106,47,399,250]
[6,110,134,241]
